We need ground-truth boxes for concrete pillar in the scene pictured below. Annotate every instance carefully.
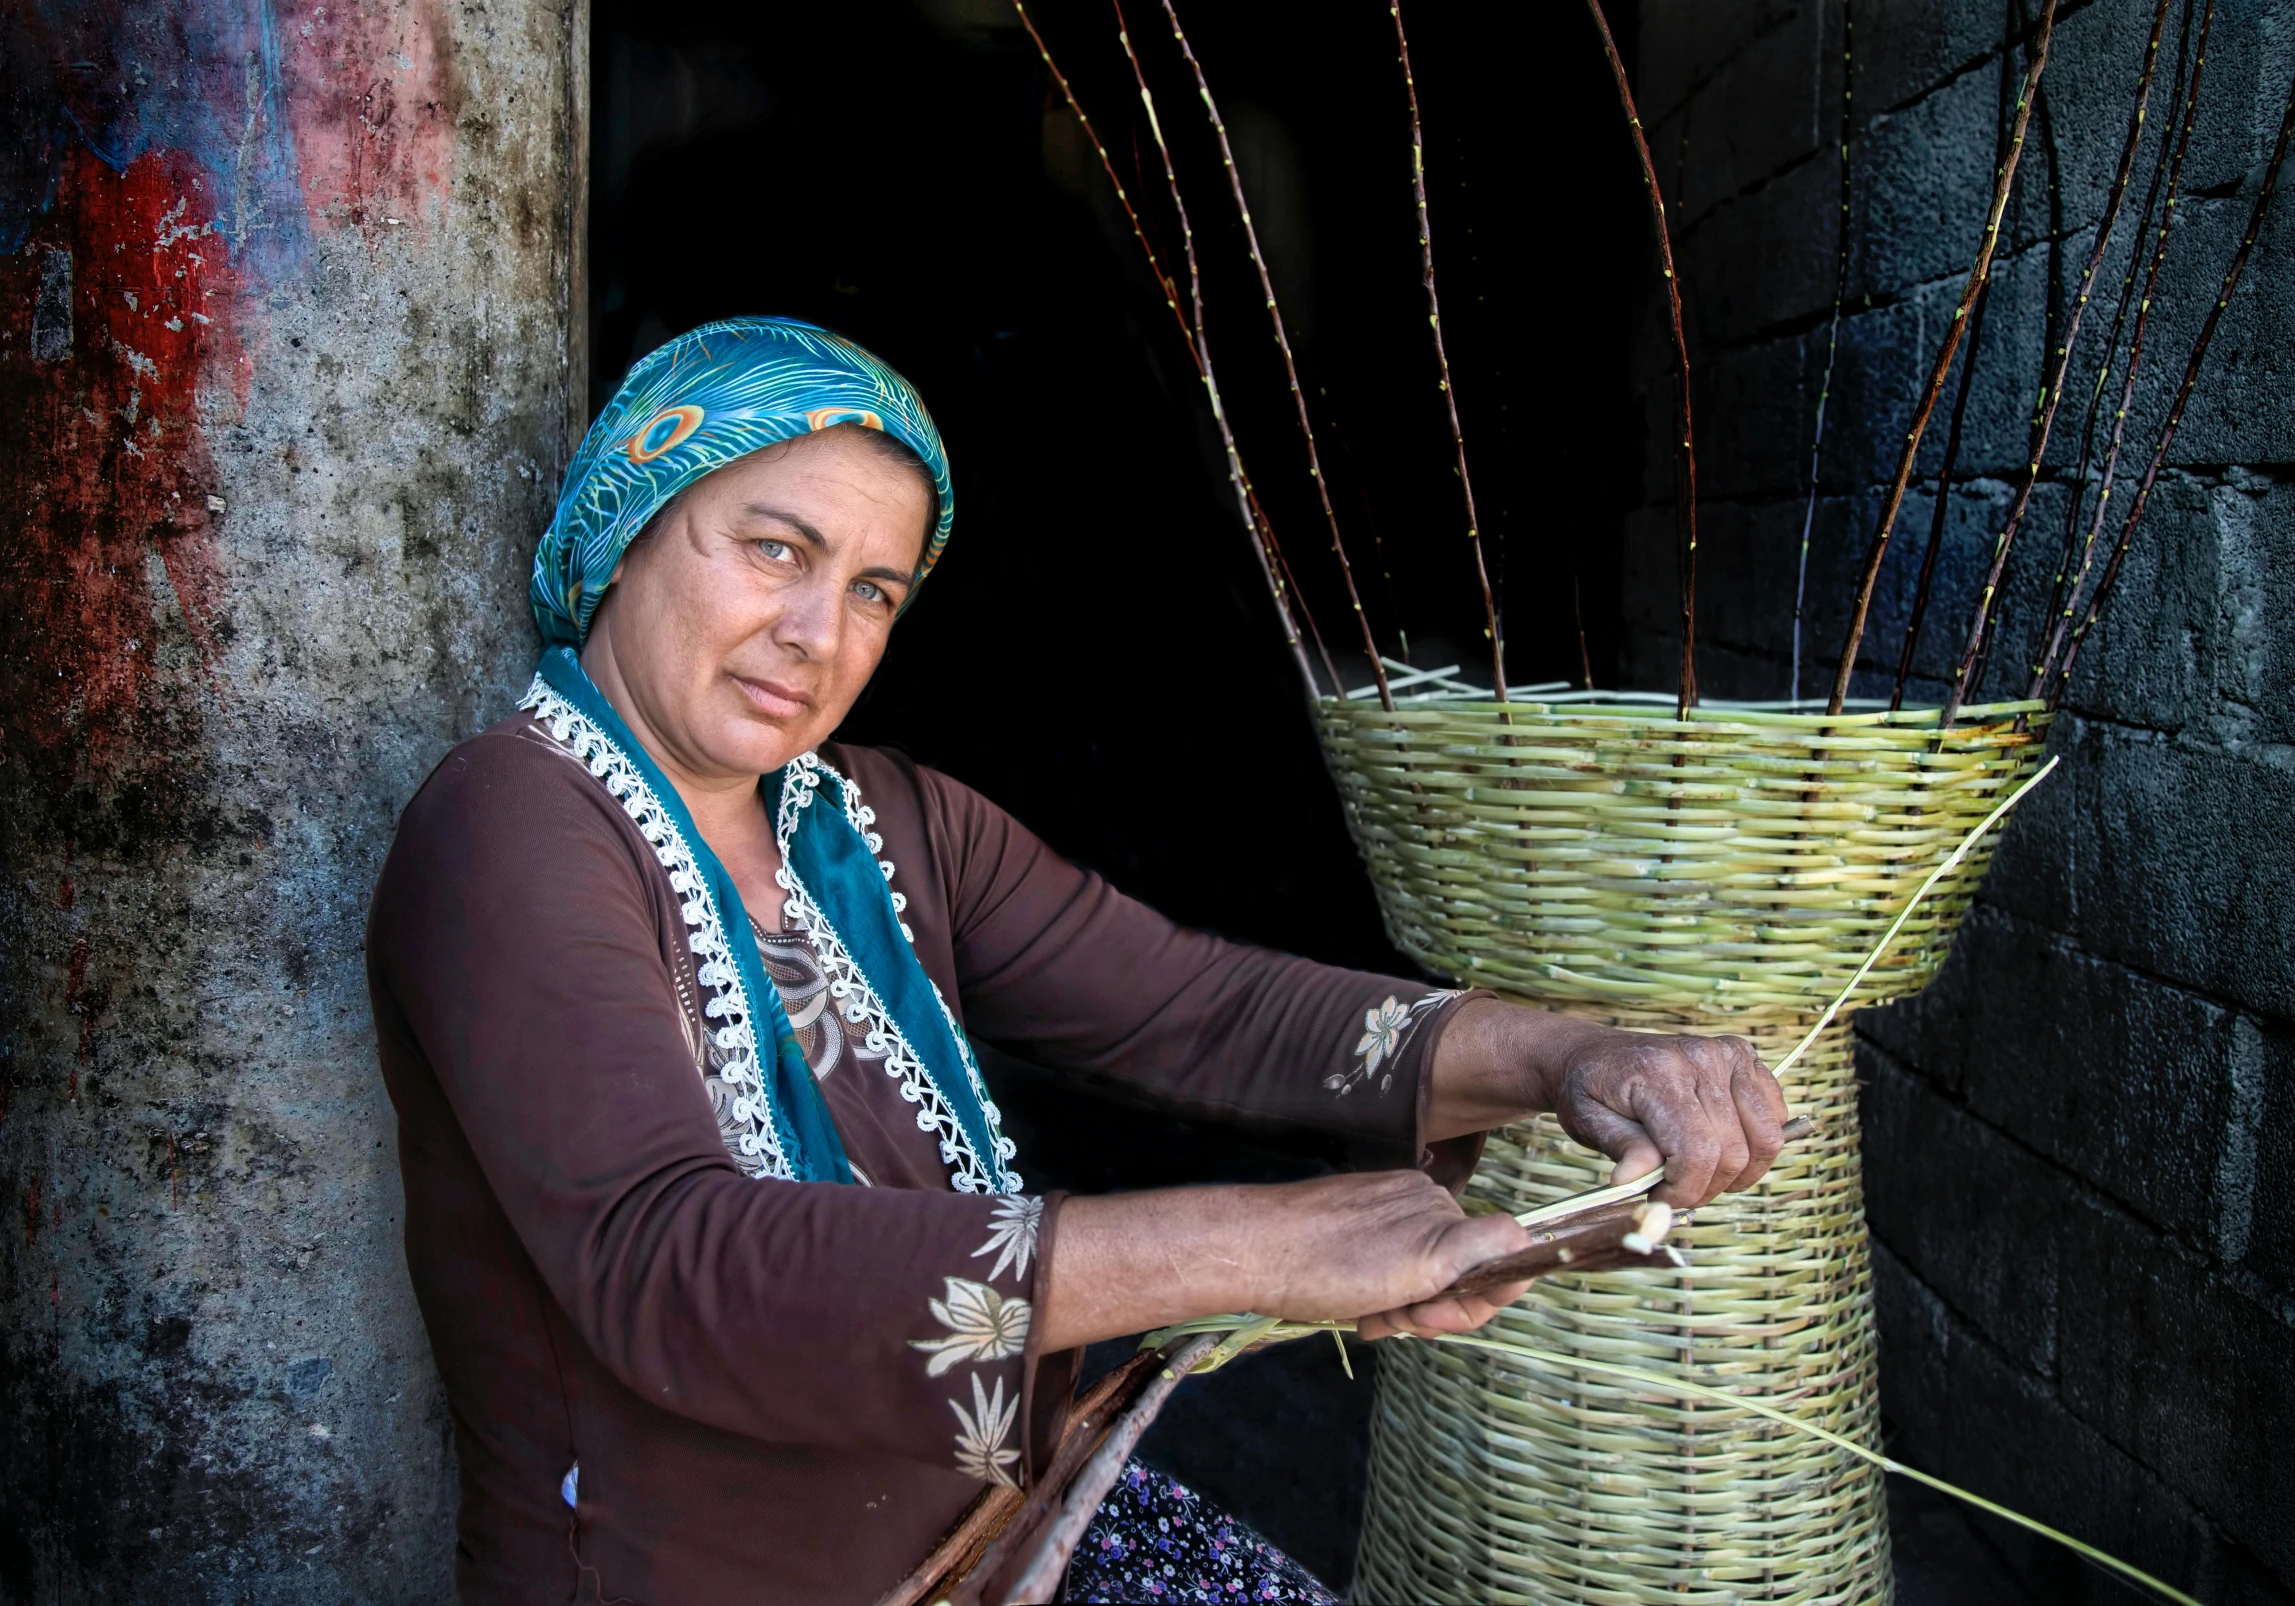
[1,0,584,1595]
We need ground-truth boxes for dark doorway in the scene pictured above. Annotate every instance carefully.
[588,0,1646,1580]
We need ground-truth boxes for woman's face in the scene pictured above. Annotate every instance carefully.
[581,425,933,784]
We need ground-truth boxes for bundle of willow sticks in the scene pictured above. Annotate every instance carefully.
[1016,0,2293,725]
[973,2,2289,1603]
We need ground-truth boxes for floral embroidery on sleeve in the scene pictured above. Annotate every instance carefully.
[950,1373,1023,1488]
[917,1201,1045,1484]
[911,1277,1032,1376]
[972,1194,1043,1282]
[1327,990,1461,1097]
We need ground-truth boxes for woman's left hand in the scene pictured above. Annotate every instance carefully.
[1548,1028,1788,1206]
[1428,999,1790,1208]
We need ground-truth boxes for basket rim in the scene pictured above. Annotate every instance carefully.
[1317,691,2049,734]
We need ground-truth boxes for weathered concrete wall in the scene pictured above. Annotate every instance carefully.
[0,1,581,1597]
[1629,1,2294,1598]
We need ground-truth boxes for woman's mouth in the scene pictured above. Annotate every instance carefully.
[731,673,815,719]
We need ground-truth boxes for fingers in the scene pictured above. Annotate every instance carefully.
[1358,1282,1532,1342]
[1724,1037,1788,1193]
[1558,1091,1662,1188]
[1562,1031,1795,1208]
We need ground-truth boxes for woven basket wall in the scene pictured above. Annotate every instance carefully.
[1319,695,2050,1605]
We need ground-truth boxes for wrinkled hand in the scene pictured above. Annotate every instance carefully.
[1238,1170,1535,1344]
[1553,1029,1788,1207]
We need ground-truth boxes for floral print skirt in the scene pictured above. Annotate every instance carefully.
[1060,1461,1340,1604]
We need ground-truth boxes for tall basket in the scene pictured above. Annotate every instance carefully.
[1321,693,2050,1605]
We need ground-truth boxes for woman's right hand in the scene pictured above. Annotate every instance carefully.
[1036,1171,1535,1353]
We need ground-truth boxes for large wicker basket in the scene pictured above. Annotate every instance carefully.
[1320,692,2050,1605]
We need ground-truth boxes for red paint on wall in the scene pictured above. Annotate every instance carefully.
[0,147,245,779]
[280,0,455,242]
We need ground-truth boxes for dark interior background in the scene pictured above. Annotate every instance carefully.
[588,1,1645,1582]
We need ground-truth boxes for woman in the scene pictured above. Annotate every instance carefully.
[368,317,1787,1605]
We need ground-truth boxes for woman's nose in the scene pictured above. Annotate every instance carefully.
[772,574,844,658]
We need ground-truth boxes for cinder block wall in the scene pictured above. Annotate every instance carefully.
[1628,2,2293,1598]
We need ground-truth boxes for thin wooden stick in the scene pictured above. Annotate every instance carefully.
[2033,0,2193,701]
[873,1350,1164,1606]
[1009,0,1332,697]
[1828,0,2056,714]
[2028,0,2214,700]
[1106,0,1347,699]
[2050,55,2293,704]
[1794,0,1855,706]
[1935,0,2174,726]
[1391,0,1505,701]
[987,1334,1221,1605]
[1891,276,1994,709]
[1159,0,1393,710]
[1583,0,1699,715]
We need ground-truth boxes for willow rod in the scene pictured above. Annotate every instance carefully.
[1106,0,1349,700]
[1828,0,2056,714]
[2049,54,2295,705]
[1390,0,1506,701]
[1584,0,1699,716]
[1793,0,1854,707]
[989,1334,1221,1605]
[2032,0,2194,701]
[1936,0,2175,728]
[1008,0,1335,698]
[1159,0,1394,710]
[1891,276,1994,710]
[2037,0,2212,702]
[2026,0,2211,699]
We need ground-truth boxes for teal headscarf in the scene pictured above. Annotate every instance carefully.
[531,315,956,648]
[520,318,1015,1193]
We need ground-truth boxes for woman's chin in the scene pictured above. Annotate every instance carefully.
[703,714,823,779]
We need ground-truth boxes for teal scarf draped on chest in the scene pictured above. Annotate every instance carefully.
[524,317,1014,1191]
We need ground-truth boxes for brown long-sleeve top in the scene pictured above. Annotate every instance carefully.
[367,711,1476,1604]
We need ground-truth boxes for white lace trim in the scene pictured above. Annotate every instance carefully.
[521,677,793,1181]
[775,754,1022,1194]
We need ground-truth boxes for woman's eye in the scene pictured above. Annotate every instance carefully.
[755,539,792,562]
[852,580,887,605]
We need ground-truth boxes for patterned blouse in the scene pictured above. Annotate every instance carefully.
[368,718,1477,1604]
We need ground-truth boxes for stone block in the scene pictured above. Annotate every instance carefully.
[2024,0,2203,242]
[2049,464,2295,738]
[1821,290,1938,491]
[1694,332,1821,499]
[1853,1,2021,125]
[2055,1193,2295,1578]
[2051,713,2295,1021]
[1673,2,1831,221]
[1637,0,1806,129]
[1854,67,2007,300]
[1681,150,1850,344]
[1909,235,2053,484]
[2239,1014,2295,1304]
[2152,195,2295,471]
[1873,1241,2221,1602]
[1686,496,1824,663]
[1870,902,2240,1247]
[1861,1043,2066,1375]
